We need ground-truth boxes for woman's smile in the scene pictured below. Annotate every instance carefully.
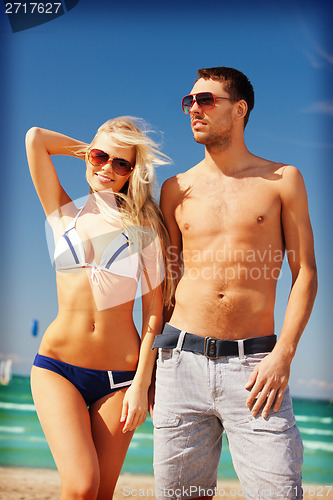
[95,172,114,183]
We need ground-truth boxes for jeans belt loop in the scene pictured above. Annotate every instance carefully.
[175,330,186,352]
[237,340,245,361]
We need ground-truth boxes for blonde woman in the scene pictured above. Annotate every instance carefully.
[26,118,171,499]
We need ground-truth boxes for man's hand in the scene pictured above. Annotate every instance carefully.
[244,350,291,418]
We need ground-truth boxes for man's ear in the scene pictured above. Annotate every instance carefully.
[234,99,248,121]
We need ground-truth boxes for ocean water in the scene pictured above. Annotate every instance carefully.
[0,376,332,484]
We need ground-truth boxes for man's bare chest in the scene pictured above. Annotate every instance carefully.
[175,180,281,238]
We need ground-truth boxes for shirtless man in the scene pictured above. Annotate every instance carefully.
[152,67,317,500]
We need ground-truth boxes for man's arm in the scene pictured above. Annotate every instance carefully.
[160,176,184,323]
[245,166,317,417]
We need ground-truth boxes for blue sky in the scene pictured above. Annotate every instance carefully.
[0,0,332,399]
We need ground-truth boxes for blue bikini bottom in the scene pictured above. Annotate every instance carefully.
[33,353,136,406]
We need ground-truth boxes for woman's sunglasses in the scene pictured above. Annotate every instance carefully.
[181,92,238,114]
[87,149,134,176]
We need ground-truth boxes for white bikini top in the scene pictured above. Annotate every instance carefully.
[53,207,140,285]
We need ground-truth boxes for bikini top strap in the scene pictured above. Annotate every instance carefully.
[64,206,85,233]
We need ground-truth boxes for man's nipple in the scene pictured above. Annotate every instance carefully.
[257,215,264,224]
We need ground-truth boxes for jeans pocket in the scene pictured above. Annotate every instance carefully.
[249,406,296,433]
[153,407,181,429]
[243,352,268,367]
[157,348,180,366]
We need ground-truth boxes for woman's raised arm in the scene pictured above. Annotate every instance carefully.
[25,127,88,216]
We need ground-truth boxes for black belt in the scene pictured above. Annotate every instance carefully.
[152,324,276,359]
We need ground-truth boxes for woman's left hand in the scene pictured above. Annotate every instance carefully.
[120,384,148,433]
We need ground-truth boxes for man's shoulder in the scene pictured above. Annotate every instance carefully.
[279,164,301,178]
[265,162,303,184]
[253,157,300,180]
[278,165,307,200]
[160,174,184,209]
[162,163,201,191]
[257,162,306,203]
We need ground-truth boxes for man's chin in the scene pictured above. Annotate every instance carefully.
[192,131,208,144]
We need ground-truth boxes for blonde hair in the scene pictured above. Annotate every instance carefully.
[87,117,174,305]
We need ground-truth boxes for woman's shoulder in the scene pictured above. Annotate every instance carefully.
[46,199,84,235]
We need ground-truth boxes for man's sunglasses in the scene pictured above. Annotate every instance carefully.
[87,149,134,176]
[181,92,239,114]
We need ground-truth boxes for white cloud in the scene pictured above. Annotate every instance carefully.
[296,378,333,390]
[297,15,333,71]
[315,45,333,66]
[302,100,333,116]
[300,49,326,69]
[0,353,20,361]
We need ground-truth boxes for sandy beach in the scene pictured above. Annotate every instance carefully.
[0,467,332,500]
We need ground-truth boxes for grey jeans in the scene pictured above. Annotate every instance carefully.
[153,330,303,499]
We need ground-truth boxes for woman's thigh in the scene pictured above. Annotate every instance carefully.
[90,388,135,499]
[31,365,100,494]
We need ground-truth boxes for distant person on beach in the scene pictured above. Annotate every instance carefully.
[26,118,171,499]
[152,67,317,499]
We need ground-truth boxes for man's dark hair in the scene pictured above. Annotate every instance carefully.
[197,67,255,128]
